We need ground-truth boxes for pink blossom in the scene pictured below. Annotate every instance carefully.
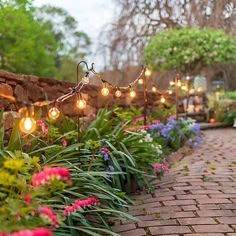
[32,166,71,187]
[23,193,31,204]
[61,137,67,147]
[24,142,32,148]
[8,228,52,236]
[152,119,160,123]
[168,114,177,119]
[38,206,58,227]
[151,163,169,173]
[62,196,100,216]
[100,147,109,153]
[133,116,149,124]
[37,120,48,136]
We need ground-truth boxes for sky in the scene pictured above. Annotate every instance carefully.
[34,0,116,69]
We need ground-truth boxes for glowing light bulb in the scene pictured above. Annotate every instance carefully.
[145,68,151,77]
[48,107,60,120]
[152,85,157,92]
[19,117,37,134]
[181,85,187,91]
[77,99,86,109]
[160,96,166,103]
[101,86,109,96]
[138,78,144,84]
[168,90,173,95]
[177,80,181,87]
[115,89,122,98]
[170,81,175,86]
[129,90,136,98]
[82,76,89,84]
[186,75,190,80]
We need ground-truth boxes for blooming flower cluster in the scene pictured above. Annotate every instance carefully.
[139,129,153,142]
[32,166,71,187]
[37,120,48,136]
[0,227,52,236]
[62,196,100,216]
[100,147,109,161]
[61,137,67,147]
[38,206,58,227]
[151,163,169,173]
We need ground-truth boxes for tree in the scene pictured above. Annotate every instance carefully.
[0,1,58,77]
[36,5,91,81]
[143,27,236,74]
[102,0,236,69]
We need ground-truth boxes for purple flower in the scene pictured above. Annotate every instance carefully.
[107,165,114,172]
[189,123,200,134]
[103,153,109,161]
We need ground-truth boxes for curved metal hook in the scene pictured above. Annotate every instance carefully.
[76,60,91,84]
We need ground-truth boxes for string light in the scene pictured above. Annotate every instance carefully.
[101,83,110,96]
[181,85,188,91]
[115,88,122,98]
[186,75,190,80]
[177,80,181,87]
[129,88,136,98]
[76,94,87,109]
[151,85,157,92]
[168,90,173,95]
[19,106,37,134]
[160,96,166,103]
[145,68,152,77]
[138,78,144,84]
[82,76,89,84]
[170,81,175,86]
[48,106,60,120]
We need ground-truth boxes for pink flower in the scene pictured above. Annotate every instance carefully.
[23,193,31,204]
[61,137,67,147]
[100,147,109,153]
[37,120,48,136]
[38,206,58,227]
[9,228,52,236]
[24,142,32,148]
[32,166,71,187]
[0,232,7,236]
[62,196,100,216]
[133,116,149,124]
[168,114,177,119]
[152,119,160,123]
[151,163,169,173]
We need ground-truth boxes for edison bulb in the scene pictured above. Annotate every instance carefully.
[77,99,86,109]
[181,85,187,91]
[115,90,122,98]
[145,69,151,77]
[177,80,181,87]
[168,90,173,95]
[161,96,166,103]
[82,76,89,84]
[138,78,143,84]
[48,107,60,120]
[152,86,157,92]
[101,87,109,96]
[129,90,136,98]
[170,81,175,86]
[19,117,37,134]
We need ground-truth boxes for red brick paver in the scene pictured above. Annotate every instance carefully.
[113,128,236,235]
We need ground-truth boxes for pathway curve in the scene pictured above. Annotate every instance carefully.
[113,128,236,236]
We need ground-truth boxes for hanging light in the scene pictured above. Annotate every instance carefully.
[115,88,122,98]
[151,85,157,92]
[101,83,110,96]
[170,81,175,86]
[48,106,60,120]
[168,90,173,95]
[160,96,166,103]
[76,94,87,109]
[129,88,136,98]
[181,85,188,91]
[138,78,144,84]
[145,68,152,77]
[177,80,181,87]
[19,106,37,134]
[186,75,190,80]
[82,75,89,84]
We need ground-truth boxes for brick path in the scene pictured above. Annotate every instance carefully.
[113,128,236,236]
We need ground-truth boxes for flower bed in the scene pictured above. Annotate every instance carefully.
[0,108,201,236]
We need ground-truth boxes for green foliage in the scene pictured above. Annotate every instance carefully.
[144,27,236,74]
[224,91,236,100]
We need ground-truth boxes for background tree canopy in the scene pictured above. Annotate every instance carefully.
[0,0,90,80]
[144,27,236,74]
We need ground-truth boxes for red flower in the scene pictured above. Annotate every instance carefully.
[32,166,71,187]
[151,163,169,173]
[37,120,48,136]
[8,227,52,236]
[100,147,109,153]
[61,137,67,147]
[23,193,31,204]
[38,206,58,227]
[62,196,100,216]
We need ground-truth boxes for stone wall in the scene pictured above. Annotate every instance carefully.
[0,70,171,125]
